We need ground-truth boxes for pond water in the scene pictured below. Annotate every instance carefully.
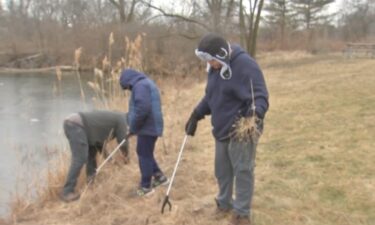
[0,72,95,217]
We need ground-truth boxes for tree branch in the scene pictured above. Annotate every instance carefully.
[108,0,120,9]
[140,0,211,30]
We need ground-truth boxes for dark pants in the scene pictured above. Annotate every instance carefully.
[136,135,162,188]
[214,120,263,216]
[63,121,97,195]
[215,139,257,217]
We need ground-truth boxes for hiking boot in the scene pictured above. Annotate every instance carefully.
[212,206,231,220]
[228,213,251,225]
[212,198,231,220]
[152,175,169,188]
[136,187,155,197]
[60,192,80,203]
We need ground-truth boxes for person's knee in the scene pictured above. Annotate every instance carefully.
[235,161,254,176]
[136,147,153,158]
[215,166,233,180]
[71,155,86,166]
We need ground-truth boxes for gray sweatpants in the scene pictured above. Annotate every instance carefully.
[63,120,93,195]
[215,138,257,216]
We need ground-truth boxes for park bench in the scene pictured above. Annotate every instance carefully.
[344,43,375,58]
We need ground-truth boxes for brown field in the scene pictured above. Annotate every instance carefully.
[3,52,375,225]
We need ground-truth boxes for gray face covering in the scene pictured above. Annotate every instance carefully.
[195,45,232,80]
[195,50,214,61]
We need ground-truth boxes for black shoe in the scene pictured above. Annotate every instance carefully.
[136,187,155,197]
[229,213,251,225]
[213,198,231,220]
[152,175,169,188]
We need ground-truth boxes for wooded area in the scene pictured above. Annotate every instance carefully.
[0,0,374,74]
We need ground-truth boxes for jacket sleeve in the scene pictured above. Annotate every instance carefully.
[234,64,269,119]
[251,66,269,119]
[194,95,211,120]
[130,84,152,133]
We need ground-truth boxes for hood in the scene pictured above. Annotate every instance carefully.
[120,69,147,90]
[230,44,246,63]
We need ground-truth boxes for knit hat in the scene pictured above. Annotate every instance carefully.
[195,33,232,80]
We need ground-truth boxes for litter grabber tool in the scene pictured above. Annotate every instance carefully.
[161,135,189,214]
[80,138,127,198]
[96,138,127,173]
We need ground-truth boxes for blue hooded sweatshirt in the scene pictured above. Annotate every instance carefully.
[119,69,163,137]
[194,44,269,141]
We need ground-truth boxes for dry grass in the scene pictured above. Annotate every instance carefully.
[232,116,261,143]
[4,51,375,225]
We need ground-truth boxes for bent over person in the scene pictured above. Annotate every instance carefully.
[61,110,129,202]
[185,33,269,225]
[120,69,168,197]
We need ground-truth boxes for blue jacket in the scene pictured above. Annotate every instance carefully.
[195,44,269,140]
[120,69,163,137]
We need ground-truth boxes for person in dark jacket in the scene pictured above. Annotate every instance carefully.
[61,110,129,202]
[120,69,168,197]
[185,33,269,225]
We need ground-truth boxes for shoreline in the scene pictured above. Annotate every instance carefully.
[0,66,93,74]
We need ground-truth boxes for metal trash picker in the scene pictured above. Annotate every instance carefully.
[80,138,127,198]
[161,135,189,214]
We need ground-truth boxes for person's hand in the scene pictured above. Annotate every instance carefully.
[185,110,199,136]
[122,155,130,164]
[126,132,134,139]
[243,104,256,118]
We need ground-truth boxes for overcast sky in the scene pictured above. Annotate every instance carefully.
[0,0,344,21]
[329,0,343,13]
[1,0,343,11]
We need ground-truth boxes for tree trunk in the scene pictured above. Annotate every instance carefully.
[126,0,137,23]
[109,0,126,23]
[239,0,247,47]
[250,0,264,58]
[246,0,255,54]
[280,0,286,49]
[206,0,223,33]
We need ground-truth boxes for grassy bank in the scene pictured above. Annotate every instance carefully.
[6,53,375,225]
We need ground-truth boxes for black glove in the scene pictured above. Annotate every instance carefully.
[243,103,264,119]
[185,110,200,136]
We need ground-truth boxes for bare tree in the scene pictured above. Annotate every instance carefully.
[30,0,63,50]
[141,1,210,33]
[264,0,295,48]
[239,0,265,57]
[291,0,334,30]
[339,0,375,41]
[60,0,89,28]
[6,0,32,17]
[290,0,334,50]
[141,0,237,33]
[0,1,4,35]
[203,0,236,32]
[109,0,138,23]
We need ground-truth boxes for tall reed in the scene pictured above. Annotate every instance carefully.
[74,47,86,107]
[87,33,145,111]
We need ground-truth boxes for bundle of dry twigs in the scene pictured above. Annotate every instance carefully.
[232,116,261,142]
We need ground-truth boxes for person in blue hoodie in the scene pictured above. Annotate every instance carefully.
[120,69,168,197]
[185,33,269,225]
